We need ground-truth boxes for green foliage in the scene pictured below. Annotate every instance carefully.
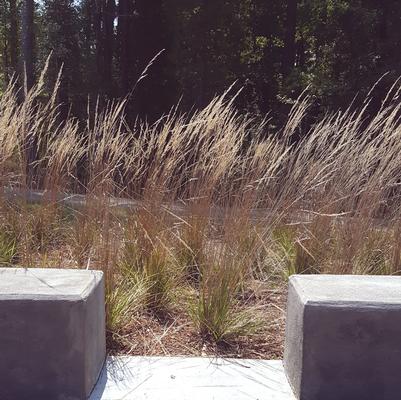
[270,226,323,279]
[25,204,66,251]
[191,251,261,343]
[180,213,264,343]
[3,1,400,119]
[176,217,206,283]
[353,230,392,275]
[119,225,173,313]
[273,227,297,279]
[106,274,149,334]
[0,231,17,265]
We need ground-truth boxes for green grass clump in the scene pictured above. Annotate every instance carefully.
[191,251,261,343]
[0,231,17,265]
[176,216,206,283]
[119,219,174,313]
[106,274,149,334]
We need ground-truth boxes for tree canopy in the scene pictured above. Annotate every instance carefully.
[1,0,400,122]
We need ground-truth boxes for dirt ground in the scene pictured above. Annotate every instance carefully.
[108,283,287,360]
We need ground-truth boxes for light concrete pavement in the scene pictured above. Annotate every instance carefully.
[90,356,295,400]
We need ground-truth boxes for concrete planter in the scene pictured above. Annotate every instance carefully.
[284,274,401,400]
[0,268,105,400]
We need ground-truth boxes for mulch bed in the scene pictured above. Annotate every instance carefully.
[108,283,287,360]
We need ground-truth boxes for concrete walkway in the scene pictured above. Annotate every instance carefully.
[89,356,295,400]
[2,187,288,222]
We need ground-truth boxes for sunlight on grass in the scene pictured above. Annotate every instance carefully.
[1,74,401,350]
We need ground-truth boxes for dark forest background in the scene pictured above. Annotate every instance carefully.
[1,0,401,123]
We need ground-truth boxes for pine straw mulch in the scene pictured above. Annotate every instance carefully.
[26,247,287,359]
[107,282,287,360]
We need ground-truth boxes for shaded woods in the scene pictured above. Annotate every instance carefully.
[1,1,401,122]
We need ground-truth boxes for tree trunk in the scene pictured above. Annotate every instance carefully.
[133,0,169,119]
[94,0,116,96]
[117,0,136,96]
[9,0,18,76]
[117,0,129,93]
[282,0,297,78]
[21,0,36,186]
[21,0,35,92]
[94,0,103,89]
[2,37,10,84]
[103,0,115,95]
